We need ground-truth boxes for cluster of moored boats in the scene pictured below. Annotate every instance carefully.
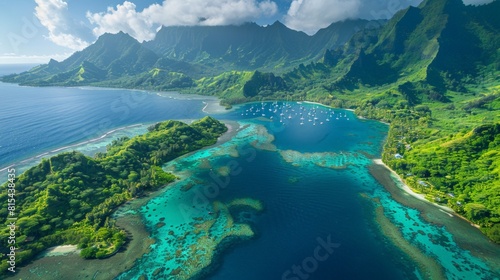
[240,101,349,125]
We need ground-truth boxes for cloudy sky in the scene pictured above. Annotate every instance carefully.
[0,0,494,64]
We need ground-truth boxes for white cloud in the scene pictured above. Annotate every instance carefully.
[34,0,90,51]
[284,0,361,35]
[86,2,156,42]
[86,0,278,42]
[143,0,278,26]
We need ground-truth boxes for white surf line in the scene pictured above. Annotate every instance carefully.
[46,123,144,154]
[0,165,15,172]
[0,123,145,171]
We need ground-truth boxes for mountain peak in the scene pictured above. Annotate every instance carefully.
[97,31,137,43]
[270,20,286,28]
[48,58,58,66]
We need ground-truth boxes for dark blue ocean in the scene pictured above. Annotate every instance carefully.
[1,66,499,280]
[0,82,207,171]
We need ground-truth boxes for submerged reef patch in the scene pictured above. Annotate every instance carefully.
[163,122,277,176]
[249,125,277,151]
[360,193,446,280]
[151,198,262,280]
[278,150,370,169]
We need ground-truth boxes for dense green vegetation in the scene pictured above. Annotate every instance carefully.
[192,0,500,243]
[0,117,227,273]
[384,121,500,242]
[356,92,500,243]
[2,0,499,244]
[0,20,373,88]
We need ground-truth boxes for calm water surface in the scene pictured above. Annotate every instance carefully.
[1,79,499,279]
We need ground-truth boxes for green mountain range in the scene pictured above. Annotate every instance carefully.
[279,0,499,95]
[2,0,500,243]
[1,19,376,87]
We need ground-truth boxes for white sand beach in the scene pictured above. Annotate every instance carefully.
[372,159,455,214]
[42,245,79,257]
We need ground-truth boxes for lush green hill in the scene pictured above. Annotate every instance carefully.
[0,117,227,273]
[388,123,500,238]
[145,20,380,72]
[1,20,372,88]
[2,32,160,86]
[145,21,311,71]
[1,0,500,244]
[279,0,499,94]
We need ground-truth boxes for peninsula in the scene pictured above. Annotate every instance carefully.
[0,117,227,274]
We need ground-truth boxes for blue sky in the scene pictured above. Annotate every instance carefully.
[0,0,493,64]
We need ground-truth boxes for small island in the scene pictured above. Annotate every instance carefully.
[0,116,227,274]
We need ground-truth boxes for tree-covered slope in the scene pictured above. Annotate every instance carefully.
[0,117,227,273]
[273,0,499,95]
[2,32,160,86]
[144,22,310,71]
[1,20,375,88]
[1,0,499,244]
[205,0,500,243]
[144,20,375,72]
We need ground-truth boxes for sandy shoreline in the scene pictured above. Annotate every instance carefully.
[8,103,499,278]
[371,159,488,225]
[42,245,79,257]
[369,159,500,272]
[216,120,240,145]
[10,195,156,280]
[9,120,240,279]
[372,159,455,213]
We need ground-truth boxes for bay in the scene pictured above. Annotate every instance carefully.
[0,80,499,279]
[118,102,500,280]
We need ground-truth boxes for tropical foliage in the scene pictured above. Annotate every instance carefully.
[0,117,227,272]
[1,0,500,245]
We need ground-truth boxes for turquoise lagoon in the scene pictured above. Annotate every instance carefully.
[117,102,500,280]
[0,81,498,279]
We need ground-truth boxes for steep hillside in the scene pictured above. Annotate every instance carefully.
[2,32,160,86]
[235,0,497,101]
[144,22,311,71]
[145,20,379,72]
[1,0,499,243]
[210,0,500,242]
[1,20,372,87]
